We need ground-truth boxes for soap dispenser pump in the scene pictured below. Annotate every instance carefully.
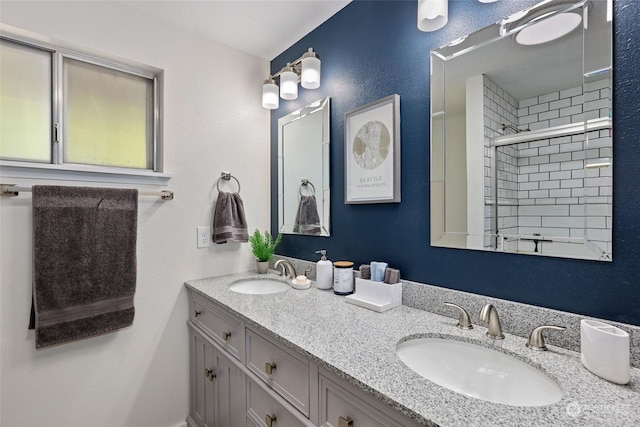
[315,250,333,290]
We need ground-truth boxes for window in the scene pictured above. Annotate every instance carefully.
[0,39,51,163]
[0,30,165,180]
[63,58,154,169]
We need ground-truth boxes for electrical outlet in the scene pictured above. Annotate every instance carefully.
[197,226,211,248]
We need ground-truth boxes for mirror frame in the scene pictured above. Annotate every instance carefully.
[278,97,331,236]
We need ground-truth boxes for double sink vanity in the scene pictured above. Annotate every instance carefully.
[209,1,630,425]
[185,269,640,427]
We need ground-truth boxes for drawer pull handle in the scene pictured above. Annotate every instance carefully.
[205,368,216,381]
[338,416,353,427]
[222,331,231,341]
[265,414,277,427]
[265,362,276,375]
[194,310,202,318]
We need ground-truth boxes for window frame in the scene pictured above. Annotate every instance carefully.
[0,25,170,185]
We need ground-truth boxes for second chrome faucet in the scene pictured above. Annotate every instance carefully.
[445,302,565,348]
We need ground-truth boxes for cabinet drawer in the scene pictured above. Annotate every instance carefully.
[319,373,417,427]
[191,293,243,361]
[246,329,310,417]
[246,379,312,427]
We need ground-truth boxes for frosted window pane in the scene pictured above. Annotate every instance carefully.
[0,39,52,162]
[63,58,153,169]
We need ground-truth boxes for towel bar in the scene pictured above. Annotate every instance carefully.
[0,184,173,200]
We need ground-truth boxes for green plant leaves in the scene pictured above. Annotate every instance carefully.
[249,229,282,262]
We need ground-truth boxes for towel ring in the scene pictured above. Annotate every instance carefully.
[299,179,316,196]
[216,172,241,193]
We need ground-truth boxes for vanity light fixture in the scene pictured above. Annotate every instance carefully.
[301,49,321,89]
[262,78,279,109]
[279,65,298,100]
[478,0,498,3]
[417,0,448,32]
[261,48,321,109]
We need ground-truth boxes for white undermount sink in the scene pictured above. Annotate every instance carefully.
[228,279,290,295]
[396,337,563,407]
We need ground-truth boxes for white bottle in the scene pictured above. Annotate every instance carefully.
[315,250,333,290]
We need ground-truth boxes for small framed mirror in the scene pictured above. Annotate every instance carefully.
[430,0,612,261]
[278,97,330,236]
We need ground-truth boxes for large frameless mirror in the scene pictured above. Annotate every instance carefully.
[430,0,612,261]
[278,97,330,236]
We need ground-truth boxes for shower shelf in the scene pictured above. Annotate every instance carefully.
[490,117,611,147]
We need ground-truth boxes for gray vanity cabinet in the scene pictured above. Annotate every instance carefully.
[187,292,246,427]
[188,327,245,427]
[187,289,422,427]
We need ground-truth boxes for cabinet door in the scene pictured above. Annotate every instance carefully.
[190,330,215,427]
[214,345,245,427]
[319,372,422,427]
[190,326,247,427]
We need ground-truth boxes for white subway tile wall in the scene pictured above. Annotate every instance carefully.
[482,75,612,258]
[483,76,520,249]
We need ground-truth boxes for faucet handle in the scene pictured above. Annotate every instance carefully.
[526,325,566,351]
[444,302,473,330]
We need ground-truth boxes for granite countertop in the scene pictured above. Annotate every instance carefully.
[185,272,640,427]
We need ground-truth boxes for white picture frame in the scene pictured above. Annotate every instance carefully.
[344,94,401,204]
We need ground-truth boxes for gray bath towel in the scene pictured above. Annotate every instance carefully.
[212,191,248,243]
[293,195,321,235]
[30,186,138,349]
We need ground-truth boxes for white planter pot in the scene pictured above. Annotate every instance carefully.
[256,260,269,274]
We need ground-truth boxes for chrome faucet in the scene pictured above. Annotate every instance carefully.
[274,259,297,279]
[479,304,504,340]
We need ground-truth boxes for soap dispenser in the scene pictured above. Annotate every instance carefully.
[315,250,333,290]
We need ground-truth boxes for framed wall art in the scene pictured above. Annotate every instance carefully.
[344,94,400,204]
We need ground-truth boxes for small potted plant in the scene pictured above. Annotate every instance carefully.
[249,229,282,273]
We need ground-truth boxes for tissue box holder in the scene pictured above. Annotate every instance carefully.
[344,278,402,312]
[580,319,630,385]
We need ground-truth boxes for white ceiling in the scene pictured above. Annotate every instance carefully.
[119,0,352,60]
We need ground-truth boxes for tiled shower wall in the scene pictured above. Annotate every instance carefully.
[482,76,612,258]
[483,76,519,248]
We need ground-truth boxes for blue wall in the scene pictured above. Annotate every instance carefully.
[270,0,640,325]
